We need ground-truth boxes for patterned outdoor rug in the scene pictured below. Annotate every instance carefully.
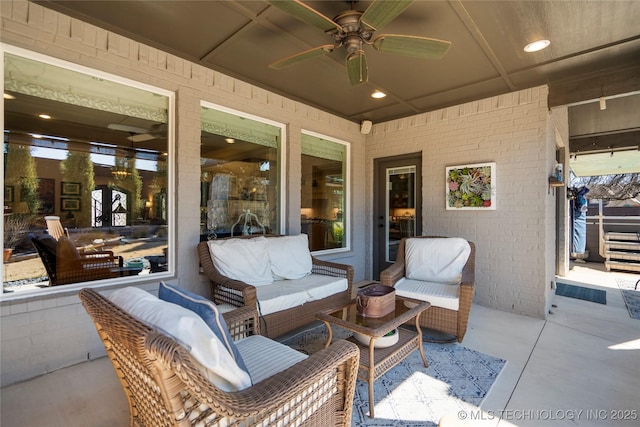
[616,278,640,319]
[555,282,607,304]
[279,324,506,426]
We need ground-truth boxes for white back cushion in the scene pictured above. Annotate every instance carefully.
[109,287,252,392]
[208,237,273,286]
[268,234,312,280]
[405,238,471,284]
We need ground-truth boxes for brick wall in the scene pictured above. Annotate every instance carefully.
[366,88,560,317]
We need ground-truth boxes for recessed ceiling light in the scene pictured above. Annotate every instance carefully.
[4,93,15,100]
[225,137,235,144]
[524,39,550,53]
[38,114,52,119]
[371,90,386,99]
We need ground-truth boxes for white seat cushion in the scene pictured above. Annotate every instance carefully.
[268,234,313,280]
[255,274,348,316]
[405,238,471,284]
[207,237,273,286]
[109,287,252,392]
[235,335,307,384]
[394,277,460,311]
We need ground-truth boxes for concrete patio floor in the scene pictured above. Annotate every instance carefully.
[1,262,639,426]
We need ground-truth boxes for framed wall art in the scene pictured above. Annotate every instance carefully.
[445,162,496,210]
[61,181,81,195]
[61,198,81,211]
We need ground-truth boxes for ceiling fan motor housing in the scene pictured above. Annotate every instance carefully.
[332,10,372,53]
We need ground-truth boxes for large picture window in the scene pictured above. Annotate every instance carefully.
[2,47,174,295]
[200,103,284,238]
[300,131,349,252]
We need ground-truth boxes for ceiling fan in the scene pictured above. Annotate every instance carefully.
[267,0,451,85]
[107,123,167,142]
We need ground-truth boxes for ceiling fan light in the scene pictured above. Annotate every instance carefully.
[371,90,386,99]
[4,93,15,100]
[524,39,550,52]
[225,138,235,144]
[38,114,52,119]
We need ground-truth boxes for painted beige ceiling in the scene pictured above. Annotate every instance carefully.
[34,0,640,125]
[26,0,640,178]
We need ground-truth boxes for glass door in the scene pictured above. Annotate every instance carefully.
[386,166,417,262]
[373,153,422,279]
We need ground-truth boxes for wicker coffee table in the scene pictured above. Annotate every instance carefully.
[316,296,430,418]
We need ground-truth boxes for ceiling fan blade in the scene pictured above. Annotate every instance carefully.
[266,0,341,33]
[346,50,368,86]
[373,34,451,59]
[107,123,148,134]
[127,133,155,143]
[360,0,414,31]
[269,45,334,69]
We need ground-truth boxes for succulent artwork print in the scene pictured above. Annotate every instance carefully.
[447,165,493,208]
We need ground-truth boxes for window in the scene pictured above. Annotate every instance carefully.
[300,131,349,252]
[3,46,174,295]
[200,103,284,238]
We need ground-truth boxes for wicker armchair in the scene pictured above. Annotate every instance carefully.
[30,234,123,285]
[44,215,70,240]
[197,235,354,338]
[79,288,360,427]
[44,215,105,252]
[380,236,476,343]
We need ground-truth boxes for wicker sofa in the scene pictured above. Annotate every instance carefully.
[380,236,476,343]
[80,287,360,427]
[198,234,354,338]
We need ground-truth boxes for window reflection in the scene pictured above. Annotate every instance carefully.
[386,166,416,262]
[300,132,349,252]
[200,104,283,239]
[3,51,172,293]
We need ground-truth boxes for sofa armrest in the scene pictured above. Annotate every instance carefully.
[311,256,354,292]
[460,241,476,287]
[223,306,261,339]
[197,241,258,309]
[380,261,405,287]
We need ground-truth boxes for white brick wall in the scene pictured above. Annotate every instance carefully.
[366,86,558,318]
[0,0,366,387]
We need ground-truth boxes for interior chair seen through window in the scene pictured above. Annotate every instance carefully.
[44,216,69,241]
[30,234,123,286]
[44,215,104,253]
